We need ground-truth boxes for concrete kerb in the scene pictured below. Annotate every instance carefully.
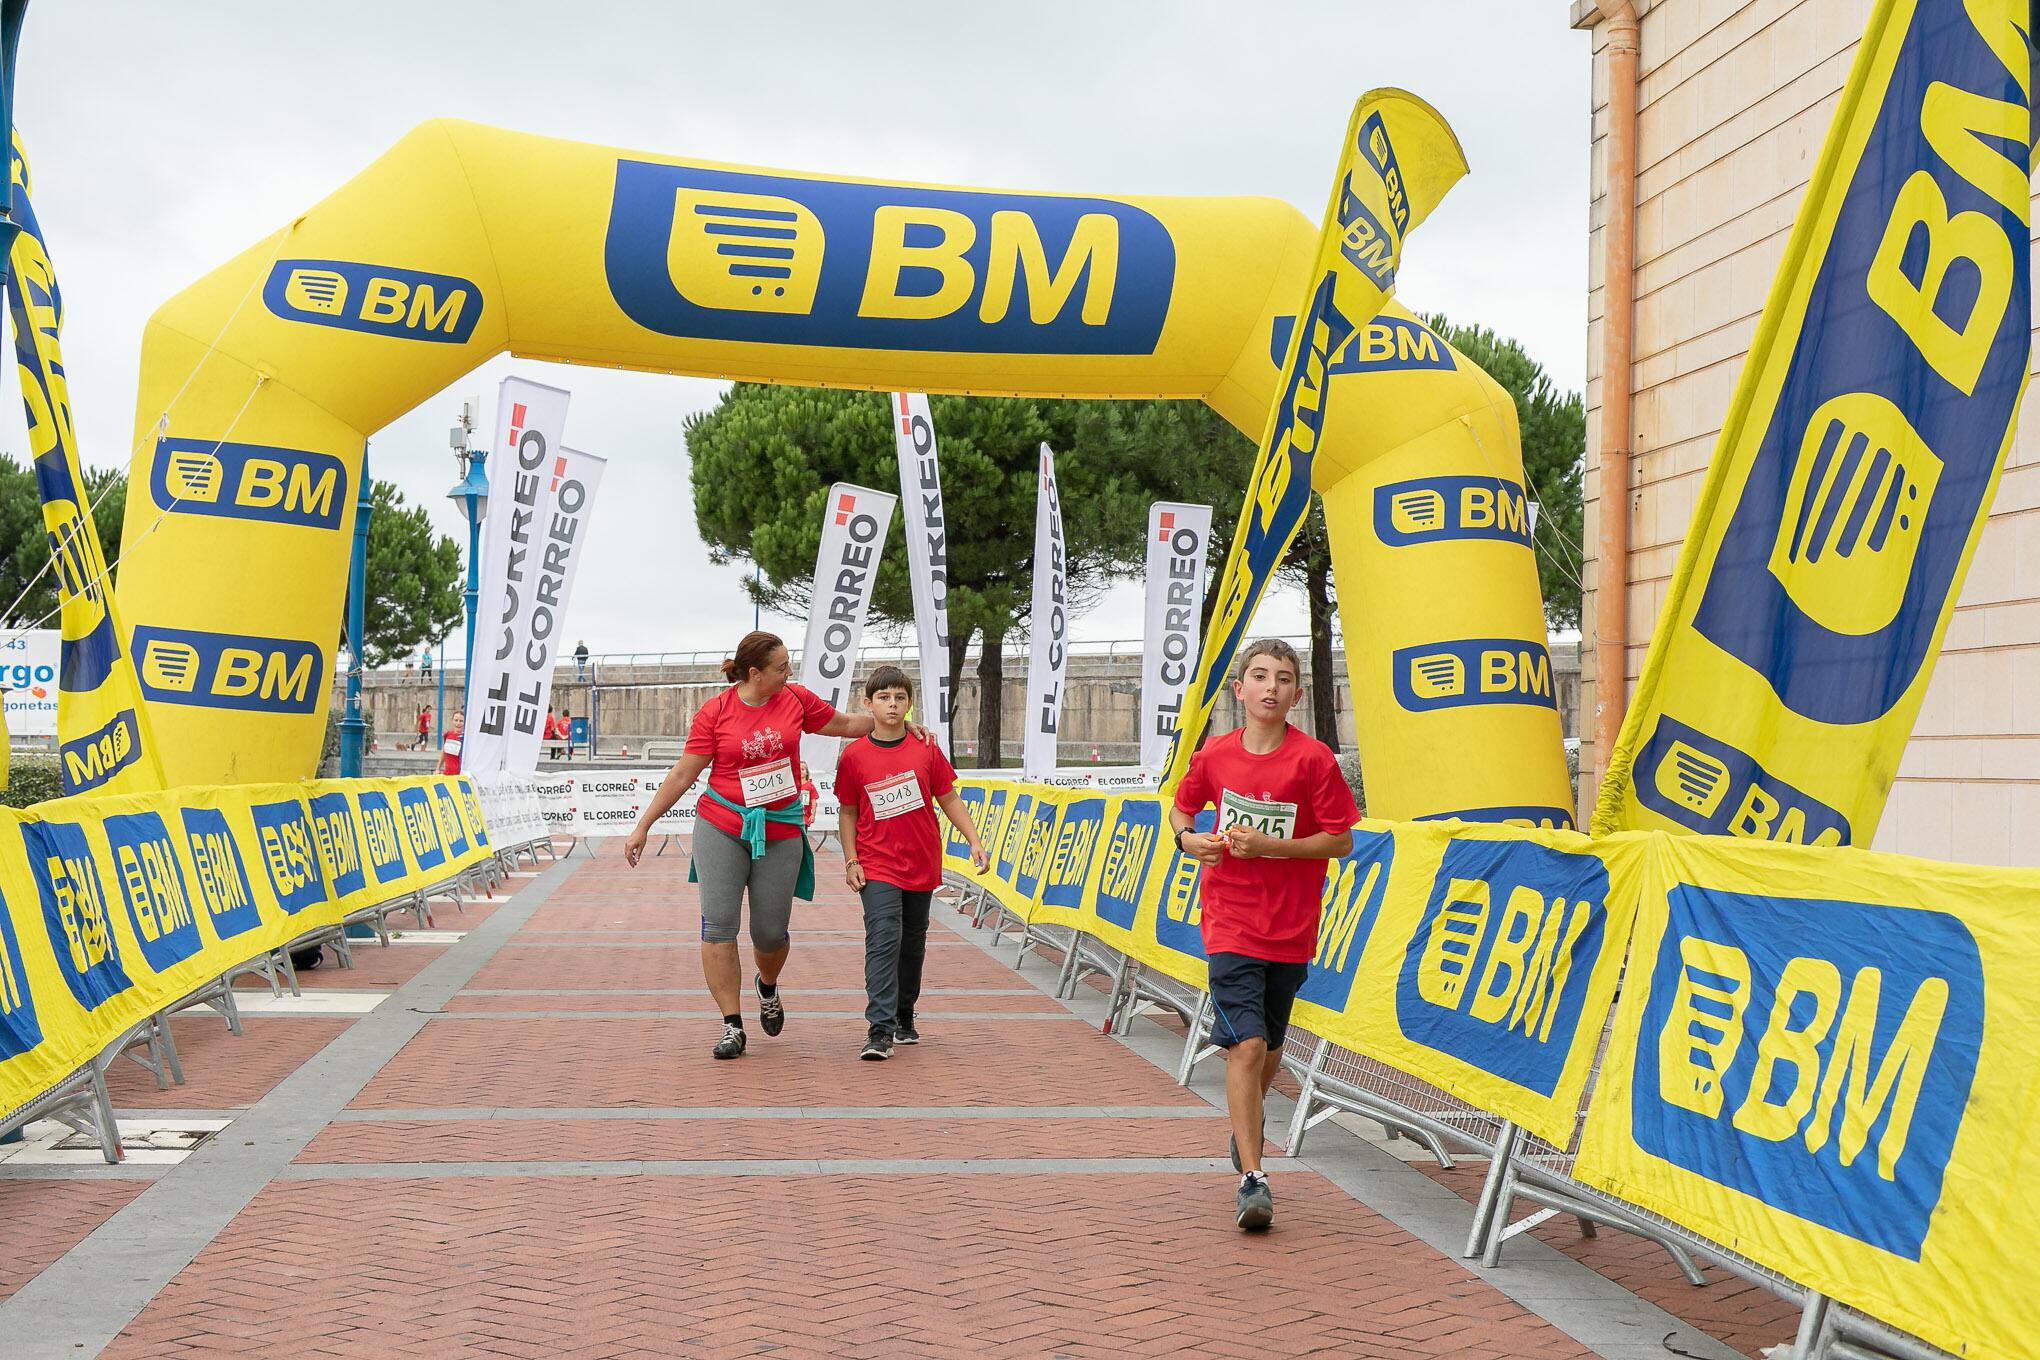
[0,852,583,1360]
[931,901,1745,1360]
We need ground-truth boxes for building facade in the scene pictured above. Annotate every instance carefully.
[1573,0,2039,865]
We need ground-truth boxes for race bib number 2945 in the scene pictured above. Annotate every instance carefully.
[1219,788,1297,841]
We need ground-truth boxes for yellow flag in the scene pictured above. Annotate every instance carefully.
[7,138,166,794]
[1157,90,1466,791]
[1594,0,2032,845]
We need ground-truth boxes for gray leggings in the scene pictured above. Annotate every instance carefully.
[693,821,803,950]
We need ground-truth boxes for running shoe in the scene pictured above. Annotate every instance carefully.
[860,1025,894,1061]
[758,977,785,1036]
[1229,1115,1265,1174]
[893,1018,920,1045]
[712,1022,747,1060]
[1236,1172,1274,1231]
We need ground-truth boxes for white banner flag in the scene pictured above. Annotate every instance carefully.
[798,482,898,784]
[502,446,604,776]
[467,375,571,778]
[892,393,952,752]
[1141,503,1212,771]
[0,629,58,737]
[1023,443,1067,778]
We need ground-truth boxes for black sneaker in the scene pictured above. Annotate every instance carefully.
[1236,1172,1273,1231]
[893,1019,920,1045]
[860,1025,894,1061]
[712,1022,747,1060]
[1229,1115,1265,1174]
[758,977,785,1037]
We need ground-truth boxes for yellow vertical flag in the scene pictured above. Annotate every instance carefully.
[1157,90,1466,792]
[6,137,166,795]
[1594,0,2033,845]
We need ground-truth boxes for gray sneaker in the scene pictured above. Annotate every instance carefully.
[1235,1173,1273,1231]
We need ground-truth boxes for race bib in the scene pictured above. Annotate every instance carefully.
[867,770,926,821]
[1219,788,1297,841]
[442,737,463,756]
[738,757,798,807]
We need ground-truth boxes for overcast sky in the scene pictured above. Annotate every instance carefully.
[7,1,1590,663]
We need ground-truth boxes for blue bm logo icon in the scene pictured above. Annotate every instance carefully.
[992,792,1030,883]
[0,882,41,1062]
[1392,639,1557,713]
[1012,799,1059,901]
[1154,809,1214,961]
[1039,798,1103,912]
[1094,800,1163,931]
[356,791,410,886]
[1395,840,1608,1097]
[252,799,328,915]
[604,161,1175,355]
[1296,829,1395,1012]
[103,812,204,974]
[264,260,483,343]
[60,709,143,793]
[135,627,322,715]
[180,807,263,941]
[22,821,132,1010]
[1634,886,1982,1260]
[944,787,985,862]
[1375,476,1534,549]
[151,438,347,531]
[309,792,367,899]
[1636,717,1850,846]
[1269,314,1456,376]
[398,787,448,873]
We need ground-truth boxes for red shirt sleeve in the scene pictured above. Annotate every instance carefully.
[1173,746,1214,815]
[836,746,865,818]
[790,683,837,733]
[684,694,719,757]
[928,746,957,798]
[1311,745,1361,833]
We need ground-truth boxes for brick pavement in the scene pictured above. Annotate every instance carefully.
[0,843,1765,1359]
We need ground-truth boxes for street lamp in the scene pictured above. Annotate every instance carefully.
[338,449,374,777]
[446,403,487,722]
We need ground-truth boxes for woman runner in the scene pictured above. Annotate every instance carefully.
[624,631,923,1059]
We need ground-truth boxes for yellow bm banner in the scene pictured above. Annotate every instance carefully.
[1575,834,2040,1360]
[0,775,495,1118]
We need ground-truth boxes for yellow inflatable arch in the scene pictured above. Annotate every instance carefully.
[120,118,1570,825]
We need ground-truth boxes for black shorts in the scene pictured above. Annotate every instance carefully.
[1206,952,1310,1051]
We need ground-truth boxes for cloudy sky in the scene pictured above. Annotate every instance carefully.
[7,1,1591,662]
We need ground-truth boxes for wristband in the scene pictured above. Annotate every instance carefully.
[1173,826,1189,852]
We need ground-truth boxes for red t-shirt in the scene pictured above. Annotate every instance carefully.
[835,734,957,892]
[438,729,463,776]
[685,683,837,842]
[1172,725,1359,963]
[799,778,820,828]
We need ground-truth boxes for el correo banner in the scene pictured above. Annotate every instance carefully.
[466,375,572,779]
[798,482,897,784]
[0,630,59,738]
[497,446,604,776]
[1594,0,2034,847]
[893,392,953,752]
[1141,503,1211,771]
[1023,444,1067,778]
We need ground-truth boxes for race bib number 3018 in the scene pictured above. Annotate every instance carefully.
[738,757,797,807]
[868,770,926,820]
[1219,788,1297,840]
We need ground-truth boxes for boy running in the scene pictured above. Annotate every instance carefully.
[836,666,990,1061]
[1169,639,1357,1231]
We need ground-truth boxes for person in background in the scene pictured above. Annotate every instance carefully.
[575,640,590,681]
[559,708,576,758]
[545,704,564,760]
[438,709,466,776]
[421,650,434,682]
[414,705,432,752]
[799,760,820,834]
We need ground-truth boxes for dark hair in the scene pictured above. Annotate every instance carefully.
[1236,638,1301,682]
[721,631,785,684]
[864,665,913,699]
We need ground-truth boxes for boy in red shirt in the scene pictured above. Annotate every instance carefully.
[1170,639,1357,1231]
[836,666,990,1061]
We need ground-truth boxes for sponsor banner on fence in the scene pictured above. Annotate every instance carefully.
[526,771,835,840]
[0,774,496,1118]
[1594,0,2033,847]
[893,393,953,751]
[466,376,573,779]
[1575,832,2040,1360]
[0,629,58,737]
[1023,445,1067,778]
[1141,503,1211,771]
[798,482,897,788]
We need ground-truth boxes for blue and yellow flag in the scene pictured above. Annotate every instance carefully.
[6,138,166,795]
[1157,90,1467,791]
[1595,0,2034,845]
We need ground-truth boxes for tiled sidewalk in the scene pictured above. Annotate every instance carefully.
[0,847,1776,1359]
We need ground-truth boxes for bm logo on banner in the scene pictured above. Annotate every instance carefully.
[1395,840,1610,1097]
[1633,886,1981,1260]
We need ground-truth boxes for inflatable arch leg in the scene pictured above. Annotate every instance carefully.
[122,118,1568,822]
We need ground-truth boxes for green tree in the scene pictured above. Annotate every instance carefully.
[0,454,125,628]
[1423,315,1587,628]
[355,479,463,666]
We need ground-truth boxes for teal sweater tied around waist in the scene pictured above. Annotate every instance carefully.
[689,786,815,901]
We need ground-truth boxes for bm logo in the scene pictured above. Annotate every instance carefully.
[1392,639,1557,713]
[1636,717,1850,846]
[104,811,203,974]
[252,799,329,915]
[179,807,264,940]
[135,627,322,715]
[943,786,985,862]
[1094,800,1163,931]
[151,438,347,530]
[1154,809,1214,962]
[1038,798,1104,912]
[992,792,1032,883]
[60,710,143,794]
[1375,476,1533,549]
[0,879,42,1062]
[1396,840,1609,1096]
[355,791,410,886]
[1296,829,1395,1013]
[1634,886,1982,1260]
[604,161,1175,355]
[264,260,483,343]
[22,821,133,1010]
[1269,314,1456,376]
[1012,799,1059,901]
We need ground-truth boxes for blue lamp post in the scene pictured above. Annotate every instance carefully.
[338,450,374,777]
[447,417,487,720]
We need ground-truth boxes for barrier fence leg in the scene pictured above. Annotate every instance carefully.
[1284,1039,1330,1156]
[1794,1293,1833,1359]
[1175,991,1212,1086]
[1466,1121,1521,1260]
[213,982,243,1037]
[1055,935,1085,997]
[153,1014,185,1087]
[1102,955,1135,1033]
